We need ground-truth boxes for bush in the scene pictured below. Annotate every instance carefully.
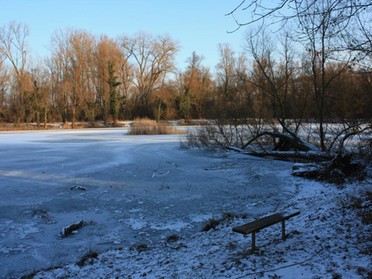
[135,243,149,252]
[202,218,221,232]
[166,234,180,243]
[76,251,98,267]
[128,118,184,135]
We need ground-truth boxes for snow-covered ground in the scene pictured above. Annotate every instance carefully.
[0,129,370,278]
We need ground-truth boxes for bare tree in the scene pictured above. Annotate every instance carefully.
[95,35,130,124]
[68,30,95,126]
[297,0,355,151]
[117,43,134,119]
[180,51,213,121]
[119,32,179,118]
[0,53,9,120]
[240,29,318,152]
[95,36,119,123]
[229,2,371,78]
[244,30,292,129]
[29,64,51,128]
[50,29,73,124]
[216,44,249,121]
[50,28,96,128]
[0,21,30,125]
[341,8,372,70]
[191,44,255,149]
[107,62,121,126]
[228,1,371,30]
[227,1,370,152]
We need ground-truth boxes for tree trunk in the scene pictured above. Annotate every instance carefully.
[247,150,332,162]
[71,106,76,129]
[44,107,47,129]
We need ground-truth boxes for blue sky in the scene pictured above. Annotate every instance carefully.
[0,0,247,71]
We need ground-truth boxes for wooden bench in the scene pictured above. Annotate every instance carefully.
[232,211,300,250]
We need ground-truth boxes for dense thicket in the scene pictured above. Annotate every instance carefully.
[0,21,371,127]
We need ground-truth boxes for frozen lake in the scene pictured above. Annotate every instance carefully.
[0,128,297,277]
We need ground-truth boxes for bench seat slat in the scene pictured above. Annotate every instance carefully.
[233,213,283,235]
[232,211,300,235]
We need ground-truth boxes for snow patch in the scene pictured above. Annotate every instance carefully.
[124,218,148,230]
[150,220,191,232]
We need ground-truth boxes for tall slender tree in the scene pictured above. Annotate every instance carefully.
[107,62,121,126]
[0,54,8,121]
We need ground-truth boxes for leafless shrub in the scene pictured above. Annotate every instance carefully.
[184,119,280,150]
[357,138,372,162]
[135,243,149,252]
[200,211,249,232]
[202,218,221,232]
[222,212,235,221]
[32,208,56,224]
[166,234,180,243]
[76,251,98,267]
[184,125,224,149]
[340,192,372,224]
[184,121,247,149]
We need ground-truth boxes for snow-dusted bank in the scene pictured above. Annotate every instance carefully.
[0,129,370,278]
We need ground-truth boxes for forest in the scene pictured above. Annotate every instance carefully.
[0,17,370,129]
[0,26,372,129]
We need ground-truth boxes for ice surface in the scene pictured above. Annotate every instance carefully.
[0,128,370,278]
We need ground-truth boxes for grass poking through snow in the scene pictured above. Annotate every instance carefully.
[128,118,184,135]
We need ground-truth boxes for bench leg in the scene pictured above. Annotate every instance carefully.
[251,231,256,250]
[281,220,286,239]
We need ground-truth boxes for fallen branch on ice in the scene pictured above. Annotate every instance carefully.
[70,185,88,191]
[247,150,333,162]
[61,220,84,237]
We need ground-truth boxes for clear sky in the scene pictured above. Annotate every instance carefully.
[0,0,247,71]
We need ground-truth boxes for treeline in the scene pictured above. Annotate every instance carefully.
[0,21,371,128]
